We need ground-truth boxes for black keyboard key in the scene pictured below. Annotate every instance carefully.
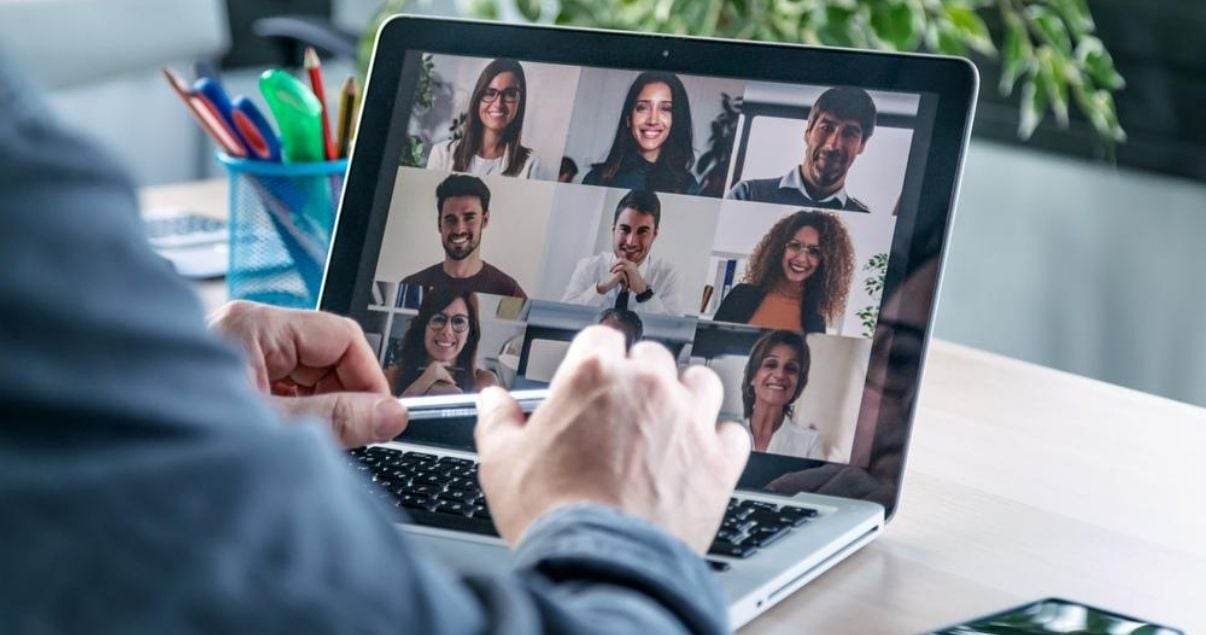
[437,489,479,504]
[780,505,819,520]
[749,526,790,548]
[407,484,444,498]
[740,500,779,512]
[402,507,499,537]
[708,540,756,558]
[415,474,448,487]
[436,456,474,467]
[398,494,434,511]
[403,451,439,463]
[431,500,474,517]
[472,506,492,520]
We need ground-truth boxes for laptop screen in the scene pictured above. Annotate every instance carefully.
[343,49,939,477]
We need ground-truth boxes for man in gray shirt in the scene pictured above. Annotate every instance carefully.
[0,51,749,634]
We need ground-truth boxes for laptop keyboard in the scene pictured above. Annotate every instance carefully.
[348,446,820,570]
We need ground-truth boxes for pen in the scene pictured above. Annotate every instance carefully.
[335,76,359,158]
[161,68,246,157]
[304,47,337,161]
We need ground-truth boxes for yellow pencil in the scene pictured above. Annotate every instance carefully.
[336,76,359,158]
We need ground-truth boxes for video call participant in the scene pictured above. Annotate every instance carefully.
[726,86,877,212]
[582,72,700,195]
[714,210,854,334]
[562,190,684,315]
[385,287,498,396]
[425,58,543,178]
[558,156,578,183]
[598,308,644,350]
[401,174,527,298]
[741,330,822,458]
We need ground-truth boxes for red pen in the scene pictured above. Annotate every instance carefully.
[161,68,246,157]
[304,47,337,161]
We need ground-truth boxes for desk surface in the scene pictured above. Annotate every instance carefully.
[142,180,1206,634]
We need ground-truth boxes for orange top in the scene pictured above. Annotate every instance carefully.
[748,292,802,331]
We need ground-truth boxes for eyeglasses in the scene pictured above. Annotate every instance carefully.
[480,87,521,104]
[785,240,823,259]
[428,313,470,333]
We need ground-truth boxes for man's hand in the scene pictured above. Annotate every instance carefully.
[208,300,408,447]
[609,259,649,294]
[595,271,625,295]
[475,326,750,553]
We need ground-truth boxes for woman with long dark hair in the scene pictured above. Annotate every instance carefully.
[714,210,855,334]
[582,71,699,195]
[426,58,542,178]
[386,287,498,396]
[740,329,821,457]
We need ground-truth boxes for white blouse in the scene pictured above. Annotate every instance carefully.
[426,139,543,179]
[741,418,823,460]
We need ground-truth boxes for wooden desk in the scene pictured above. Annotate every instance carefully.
[141,180,1206,634]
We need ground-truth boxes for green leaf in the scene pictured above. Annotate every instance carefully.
[999,12,1032,96]
[1018,74,1047,140]
[816,5,858,48]
[942,4,996,55]
[1077,36,1126,90]
[1051,0,1095,38]
[1028,5,1073,57]
[869,0,923,51]
[1037,46,1069,126]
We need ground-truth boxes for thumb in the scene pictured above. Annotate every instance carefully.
[474,386,525,454]
[714,420,752,486]
[273,393,408,449]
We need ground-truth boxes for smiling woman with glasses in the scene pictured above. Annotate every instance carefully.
[425,58,542,179]
[386,287,499,397]
[714,210,855,335]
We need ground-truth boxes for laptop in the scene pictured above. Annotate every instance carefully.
[320,15,977,628]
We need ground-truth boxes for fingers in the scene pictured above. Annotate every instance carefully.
[474,386,525,454]
[714,420,752,484]
[273,393,408,448]
[680,365,724,425]
[628,341,678,383]
[550,326,626,391]
[288,312,389,394]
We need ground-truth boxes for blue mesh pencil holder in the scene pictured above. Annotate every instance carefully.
[218,154,348,308]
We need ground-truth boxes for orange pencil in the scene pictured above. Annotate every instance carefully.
[161,67,246,157]
[304,47,337,160]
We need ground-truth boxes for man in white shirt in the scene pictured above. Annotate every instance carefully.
[562,190,684,315]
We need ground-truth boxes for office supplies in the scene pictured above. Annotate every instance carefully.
[258,69,324,163]
[162,67,245,157]
[335,75,358,158]
[303,46,337,160]
[231,96,282,161]
[321,16,976,628]
[191,77,249,154]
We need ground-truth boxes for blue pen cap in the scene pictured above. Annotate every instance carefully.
[217,153,349,308]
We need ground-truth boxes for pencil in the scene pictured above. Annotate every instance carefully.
[335,76,359,158]
[304,47,336,161]
[161,67,246,157]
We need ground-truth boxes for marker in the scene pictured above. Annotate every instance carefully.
[304,47,337,160]
[258,69,324,163]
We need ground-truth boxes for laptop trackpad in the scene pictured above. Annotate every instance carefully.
[402,527,513,576]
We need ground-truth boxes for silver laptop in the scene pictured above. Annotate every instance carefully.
[320,15,977,628]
